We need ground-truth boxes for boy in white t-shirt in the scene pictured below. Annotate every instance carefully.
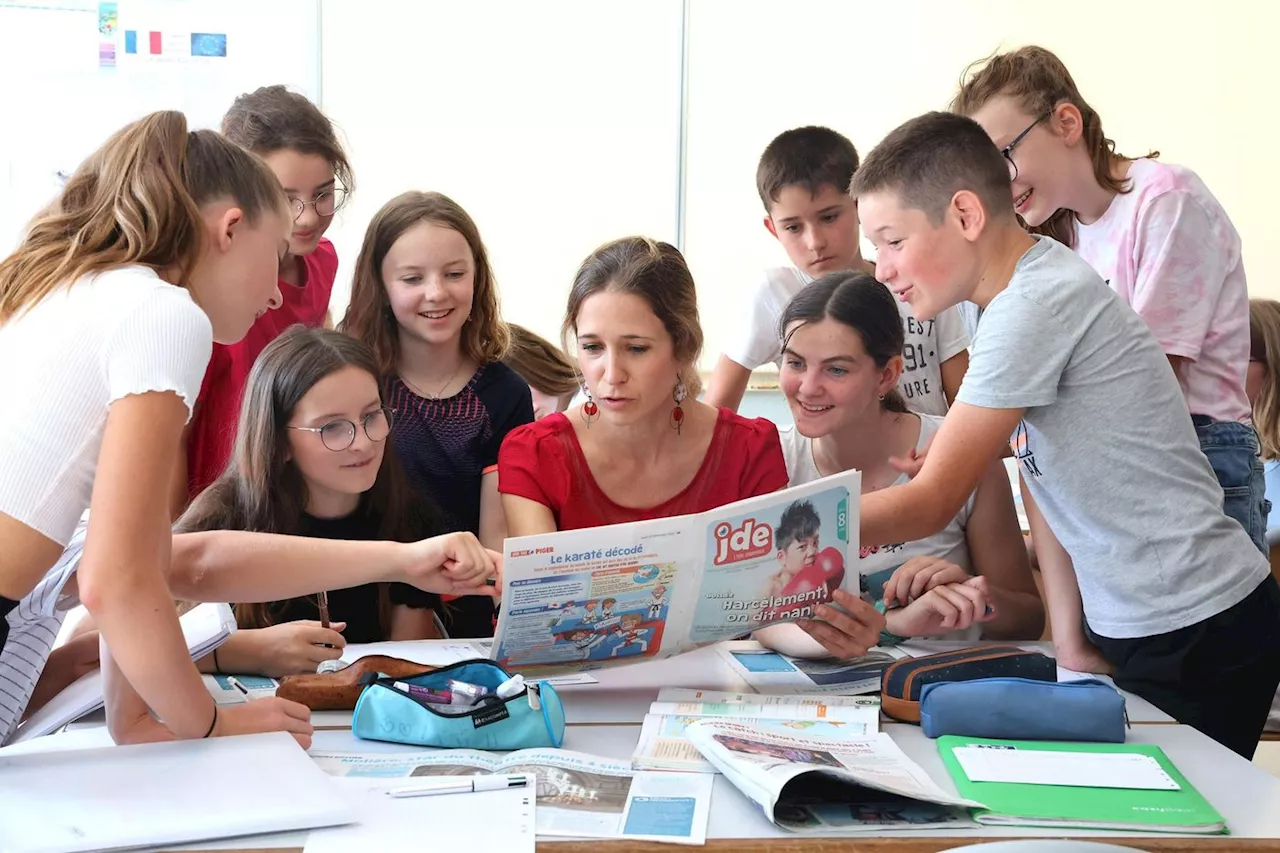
[852,110,1280,758]
[704,126,970,415]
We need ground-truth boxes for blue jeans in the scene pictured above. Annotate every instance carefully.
[1192,415,1270,555]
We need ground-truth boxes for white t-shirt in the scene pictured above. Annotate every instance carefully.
[0,516,85,745]
[1074,158,1251,423]
[0,266,212,546]
[777,415,980,642]
[725,266,969,417]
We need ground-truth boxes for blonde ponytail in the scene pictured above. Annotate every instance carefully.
[0,109,285,323]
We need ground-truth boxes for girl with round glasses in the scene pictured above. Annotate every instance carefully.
[173,326,454,677]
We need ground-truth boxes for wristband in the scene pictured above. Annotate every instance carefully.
[873,598,908,646]
[202,704,218,739]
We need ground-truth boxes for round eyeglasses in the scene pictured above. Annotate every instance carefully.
[287,407,394,452]
[289,186,347,222]
[1001,110,1052,181]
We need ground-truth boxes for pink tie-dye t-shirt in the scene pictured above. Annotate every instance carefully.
[1074,158,1250,423]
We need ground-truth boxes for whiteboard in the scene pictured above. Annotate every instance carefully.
[0,0,321,253]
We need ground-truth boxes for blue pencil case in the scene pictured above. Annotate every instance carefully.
[351,659,566,751]
[919,677,1128,743]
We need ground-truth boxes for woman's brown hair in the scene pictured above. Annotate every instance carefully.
[338,191,510,378]
[222,85,355,198]
[951,45,1157,248]
[563,237,704,396]
[1250,300,1280,460]
[175,325,442,630]
[504,324,578,404]
[0,110,286,322]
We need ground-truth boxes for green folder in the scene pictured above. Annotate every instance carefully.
[936,736,1227,834]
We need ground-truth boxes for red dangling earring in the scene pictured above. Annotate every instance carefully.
[670,376,688,434]
[581,386,599,428]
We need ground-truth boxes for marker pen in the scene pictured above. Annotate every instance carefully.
[392,681,454,705]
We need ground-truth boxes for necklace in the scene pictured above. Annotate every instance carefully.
[402,363,465,401]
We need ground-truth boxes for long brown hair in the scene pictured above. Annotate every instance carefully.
[338,191,510,378]
[175,325,442,630]
[0,110,285,323]
[504,324,578,403]
[563,237,704,396]
[951,45,1158,248]
[1251,300,1280,460]
[222,84,355,198]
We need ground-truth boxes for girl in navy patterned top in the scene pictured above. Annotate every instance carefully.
[340,192,533,637]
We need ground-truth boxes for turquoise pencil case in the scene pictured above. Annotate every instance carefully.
[351,659,566,750]
[920,677,1127,742]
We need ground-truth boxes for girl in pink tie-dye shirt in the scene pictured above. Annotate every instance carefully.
[953,45,1266,555]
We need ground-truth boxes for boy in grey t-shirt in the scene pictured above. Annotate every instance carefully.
[849,111,1280,758]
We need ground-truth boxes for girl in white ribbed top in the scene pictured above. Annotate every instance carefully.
[0,110,306,743]
[0,113,504,747]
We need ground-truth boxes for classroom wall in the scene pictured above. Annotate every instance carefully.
[319,0,1279,375]
[318,0,684,347]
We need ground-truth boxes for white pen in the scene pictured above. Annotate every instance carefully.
[386,774,531,799]
[226,676,259,701]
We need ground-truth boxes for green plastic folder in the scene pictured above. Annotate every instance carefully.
[936,736,1226,834]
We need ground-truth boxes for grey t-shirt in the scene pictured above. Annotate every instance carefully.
[957,236,1266,639]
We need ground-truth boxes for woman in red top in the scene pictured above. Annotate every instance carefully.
[499,236,788,534]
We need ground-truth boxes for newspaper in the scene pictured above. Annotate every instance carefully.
[310,749,712,845]
[717,640,908,695]
[684,720,984,833]
[634,688,880,773]
[492,471,860,674]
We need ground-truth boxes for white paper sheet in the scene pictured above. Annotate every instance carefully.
[302,776,535,853]
[0,732,353,853]
[952,747,1181,790]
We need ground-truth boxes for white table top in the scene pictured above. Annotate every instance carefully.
[18,723,1278,849]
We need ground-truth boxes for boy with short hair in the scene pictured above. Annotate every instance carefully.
[769,499,821,597]
[705,125,970,414]
[851,110,1280,758]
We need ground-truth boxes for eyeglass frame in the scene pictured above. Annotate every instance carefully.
[1001,109,1053,182]
[288,186,348,222]
[286,406,396,452]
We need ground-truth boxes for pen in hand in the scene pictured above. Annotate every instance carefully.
[316,591,335,648]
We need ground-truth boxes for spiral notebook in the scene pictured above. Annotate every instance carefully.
[10,602,237,743]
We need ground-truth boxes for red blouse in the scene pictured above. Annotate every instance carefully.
[498,408,788,530]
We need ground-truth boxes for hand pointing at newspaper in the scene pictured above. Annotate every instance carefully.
[794,589,886,660]
[401,532,502,599]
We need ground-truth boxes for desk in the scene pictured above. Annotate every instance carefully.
[107,725,1280,852]
[15,642,1262,852]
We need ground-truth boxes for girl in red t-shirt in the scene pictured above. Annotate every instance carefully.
[183,86,355,506]
[498,236,789,534]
